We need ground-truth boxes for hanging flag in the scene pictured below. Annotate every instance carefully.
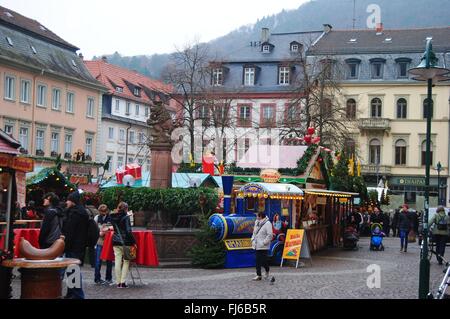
[348,155,354,176]
[202,153,215,176]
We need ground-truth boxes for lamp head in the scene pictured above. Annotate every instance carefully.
[409,38,450,81]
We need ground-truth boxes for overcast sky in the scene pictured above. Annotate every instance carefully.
[0,0,308,58]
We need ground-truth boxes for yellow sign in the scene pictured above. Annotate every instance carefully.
[282,229,304,260]
[224,238,252,250]
[260,169,281,183]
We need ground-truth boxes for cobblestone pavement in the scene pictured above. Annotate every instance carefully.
[10,237,448,299]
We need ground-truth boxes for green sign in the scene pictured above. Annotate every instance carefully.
[390,177,438,186]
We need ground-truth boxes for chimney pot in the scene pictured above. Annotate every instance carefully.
[323,24,333,33]
[101,56,108,62]
[261,28,270,43]
[78,53,84,60]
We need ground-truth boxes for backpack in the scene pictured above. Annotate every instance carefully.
[86,208,100,247]
[437,214,448,231]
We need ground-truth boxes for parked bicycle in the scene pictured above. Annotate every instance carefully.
[427,249,450,299]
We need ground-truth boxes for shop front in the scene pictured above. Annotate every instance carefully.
[389,176,440,210]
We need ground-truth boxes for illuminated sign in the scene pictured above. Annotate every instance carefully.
[260,169,281,183]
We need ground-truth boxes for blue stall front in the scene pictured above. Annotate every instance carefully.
[209,182,304,268]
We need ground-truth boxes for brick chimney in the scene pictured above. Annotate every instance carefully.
[376,23,384,34]
[78,53,84,60]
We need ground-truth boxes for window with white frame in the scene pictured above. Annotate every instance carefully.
[106,155,113,173]
[279,67,290,85]
[129,131,135,144]
[116,87,123,93]
[87,98,95,117]
[134,87,140,96]
[291,44,299,52]
[64,134,73,155]
[19,127,29,151]
[4,75,15,100]
[115,99,120,112]
[369,138,381,165]
[108,127,114,140]
[85,137,93,156]
[51,132,59,153]
[244,68,255,86]
[119,129,125,142]
[213,68,223,86]
[52,88,61,110]
[20,80,31,103]
[239,105,251,125]
[371,62,384,79]
[4,125,13,136]
[262,45,270,53]
[262,106,274,121]
[66,92,75,113]
[36,129,45,152]
[37,84,47,107]
[135,104,140,116]
[145,106,149,117]
[117,156,124,169]
[138,132,145,144]
[126,102,131,115]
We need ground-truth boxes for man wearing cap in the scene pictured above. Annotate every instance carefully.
[429,206,450,265]
[62,191,89,299]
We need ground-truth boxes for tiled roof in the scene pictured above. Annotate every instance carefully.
[217,31,323,63]
[85,60,173,105]
[0,5,77,50]
[0,24,103,88]
[0,129,20,154]
[308,27,450,55]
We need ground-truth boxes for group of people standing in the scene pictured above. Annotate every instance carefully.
[38,191,136,299]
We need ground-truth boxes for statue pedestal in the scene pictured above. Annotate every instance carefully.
[150,144,173,189]
[2,258,80,299]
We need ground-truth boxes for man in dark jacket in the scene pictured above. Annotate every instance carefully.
[371,207,384,225]
[39,193,64,249]
[63,191,89,299]
[392,208,401,237]
[398,204,412,253]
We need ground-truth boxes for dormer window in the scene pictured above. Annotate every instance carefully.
[134,87,141,96]
[116,86,123,93]
[395,58,412,79]
[290,41,302,53]
[370,58,386,79]
[261,42,273,54]
[345,58,361,79]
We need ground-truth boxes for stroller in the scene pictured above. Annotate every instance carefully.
[343,224,359,250]
[370,223,385,251]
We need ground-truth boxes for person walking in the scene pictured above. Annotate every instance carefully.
[398,204,411,253]
[392,208,400,237]
[39,193,64,249]
[429,206,450,265]
[251,212,273,281]
[62,191,89,299]
[94,204,113,285]
[110,202,136,288]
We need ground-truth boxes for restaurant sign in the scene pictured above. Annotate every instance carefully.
[0,154,34,172]
[390,177,438,186]
[66,163,92,176]
[260,169,281,183]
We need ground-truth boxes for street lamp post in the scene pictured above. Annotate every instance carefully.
[409,38,450,299]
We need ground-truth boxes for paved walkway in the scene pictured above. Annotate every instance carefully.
[10,237,448,299]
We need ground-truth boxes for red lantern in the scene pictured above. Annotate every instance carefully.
[307,127,316,135]
[304,135,312,144]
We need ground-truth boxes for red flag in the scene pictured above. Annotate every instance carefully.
[202,155,214,175]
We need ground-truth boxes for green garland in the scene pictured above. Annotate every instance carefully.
[295,144,319,175]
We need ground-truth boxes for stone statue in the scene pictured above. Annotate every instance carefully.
[147,101,175,145]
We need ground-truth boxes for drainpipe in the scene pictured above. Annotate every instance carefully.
[125,122,132,165]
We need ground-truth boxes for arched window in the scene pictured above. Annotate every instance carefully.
[344,138,356,157]
[423,98,434,119]
[421,141,433,166]
[369,138,381,165]
[396,98,407,119]
[346,99,356,119]
[371,98,382,118]
[395,139,407,165]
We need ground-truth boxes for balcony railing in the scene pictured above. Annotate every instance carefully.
[358,118,391,131]
[361,164,392,175]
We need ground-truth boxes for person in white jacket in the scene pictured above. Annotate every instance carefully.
[251,212,273,281]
